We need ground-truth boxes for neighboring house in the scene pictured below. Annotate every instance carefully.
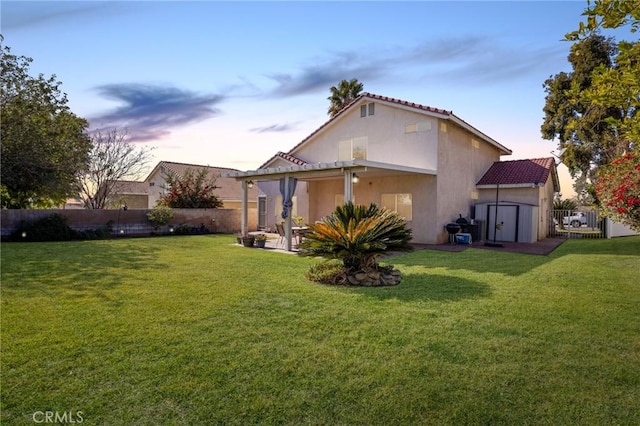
[225,93,560,246]
[143,161,262,209]
[107,180,150,209]
[90,161,262,210]
[145,161,260,209]
[475,157,560,243]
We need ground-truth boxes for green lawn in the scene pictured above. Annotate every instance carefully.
[2,235,639,425]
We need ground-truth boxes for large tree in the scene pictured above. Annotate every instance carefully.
[327,78,364,117]
[541,33,622,181]
[551,0,640,230]
[78,128,153,209]
[543,0,640,204]
[1,40,91,208]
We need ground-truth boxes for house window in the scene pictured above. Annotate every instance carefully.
[405,121,431,133]
[360,103,374,117]
[338,137,368,161]
[149,182,155,187]
[381,193,412,221]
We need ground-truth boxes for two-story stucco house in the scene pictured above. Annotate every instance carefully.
[226,93,535,246]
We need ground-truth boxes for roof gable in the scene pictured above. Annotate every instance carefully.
[477,158,559,190]
[261,92,510,168]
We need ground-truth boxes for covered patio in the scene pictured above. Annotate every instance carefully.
[223,159,436,251]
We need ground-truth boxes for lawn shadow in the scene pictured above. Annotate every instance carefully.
[1,239,166,296]
[385,236,640,277]
[340,272,491,303]
[386,247,552,277]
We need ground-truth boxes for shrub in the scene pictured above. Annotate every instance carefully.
[147,205,174,230]
[305,261,345,284]
[11,213,75,242]
[596,152,640,231]
[298,202,412,286]
[10,213,112,242]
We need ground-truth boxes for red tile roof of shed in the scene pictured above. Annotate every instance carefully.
[477,158,556,186]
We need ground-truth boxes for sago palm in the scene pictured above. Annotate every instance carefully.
[298,202,412,272]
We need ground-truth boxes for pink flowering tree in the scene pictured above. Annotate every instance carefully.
[595,152,640,231]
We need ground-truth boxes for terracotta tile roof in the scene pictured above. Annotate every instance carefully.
[275,151,308,166]
[358,93,452,115]
[477,158,556,186]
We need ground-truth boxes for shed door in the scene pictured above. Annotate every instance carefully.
[487,205,518,242]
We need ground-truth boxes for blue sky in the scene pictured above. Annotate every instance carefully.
[1,0,623,192]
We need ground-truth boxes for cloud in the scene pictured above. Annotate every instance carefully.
[1,2,127,31]
[250,123,299,133]
[266,35,565,97]
[266,51,385,97]
[91,83,224,141]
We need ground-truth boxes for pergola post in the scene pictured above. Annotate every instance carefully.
[344,169,353,202]
[284,175,293,251]
[241,180,248,236]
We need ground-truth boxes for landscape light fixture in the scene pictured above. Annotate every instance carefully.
[352,173,360,184]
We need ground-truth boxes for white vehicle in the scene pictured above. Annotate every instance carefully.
[563,212,587,228]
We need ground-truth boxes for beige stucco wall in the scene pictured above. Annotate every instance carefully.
[294,101,439,171]
[1,208,256,237]
[306,174,438,244]
[435,121,504,243]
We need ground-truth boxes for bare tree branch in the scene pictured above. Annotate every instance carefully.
[78,128,153,209]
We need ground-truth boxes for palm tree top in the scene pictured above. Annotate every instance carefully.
[327,78,364,117]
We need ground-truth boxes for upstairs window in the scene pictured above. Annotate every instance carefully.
[360,103,375,117]
[338,137,368,161]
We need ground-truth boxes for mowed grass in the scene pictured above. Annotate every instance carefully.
[1,235,639,425]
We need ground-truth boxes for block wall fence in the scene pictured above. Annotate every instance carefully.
[0,208,258,237]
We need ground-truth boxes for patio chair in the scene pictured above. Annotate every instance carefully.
[275,222,286,248]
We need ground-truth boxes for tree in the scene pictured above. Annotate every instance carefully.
[541,34,623,182]
[595,152,640,231]
[327,78,364,117]
[159,167,223,208]
[562,0,640,228]
[566,0,640,41]
[1,40,91,208]
[78,128,153,209]
[298,202,412,286]
[553,198,578,211]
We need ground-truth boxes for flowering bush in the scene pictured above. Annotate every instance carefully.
[160,167,223,209]
[595,152,640,231]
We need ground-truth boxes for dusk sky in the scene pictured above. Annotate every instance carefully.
[1,1,630,194]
